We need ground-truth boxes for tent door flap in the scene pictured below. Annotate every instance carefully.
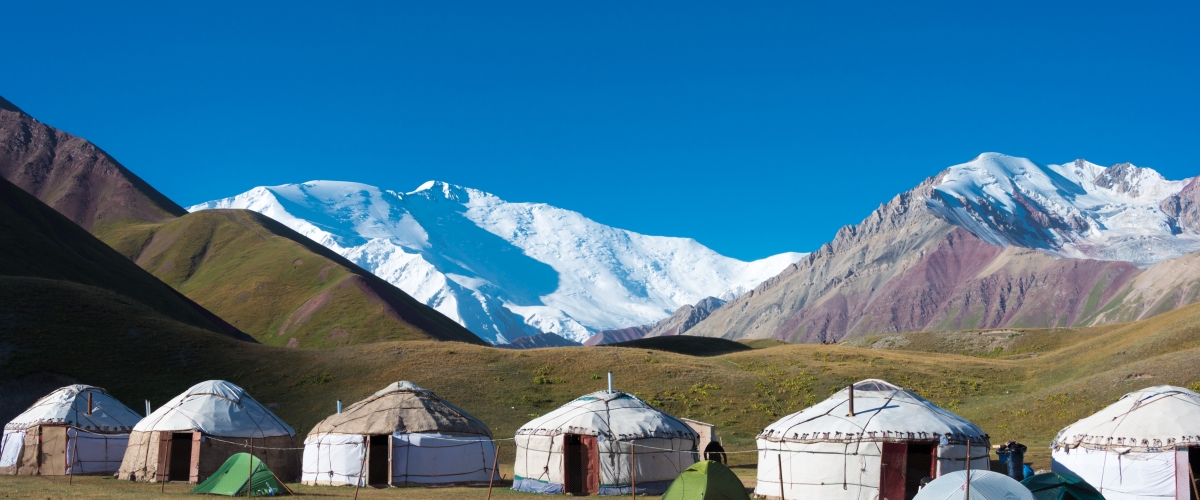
[39,426,67,476]
[563,434,599,495]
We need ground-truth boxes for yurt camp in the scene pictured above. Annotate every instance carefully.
[756,379,991,500]
[1051,385,1200,500]
[0,385,143,476]
[513,389,699,495]
[302,381,496,487]
[117,380,300,484]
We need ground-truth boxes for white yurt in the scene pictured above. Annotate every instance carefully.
[0,385,143,475]
[757,379,990,500]
[1051,385,1200,500]
[913,470,1035,500]
[513,390,698,496]
[117,380,300,483]
[302,381,496,487]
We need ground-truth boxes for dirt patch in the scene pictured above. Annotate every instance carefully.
[234,291,251,302]
[277,289,332,336]
[317,265,332,281]
[286,338,299,348]
[292,259,303,267]
[329,328,350,341]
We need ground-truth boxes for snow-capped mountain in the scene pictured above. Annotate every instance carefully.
[191,181,804,344]
[686,153,1200,343]
[927,153,1200,266]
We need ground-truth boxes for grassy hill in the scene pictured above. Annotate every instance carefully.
[0,177,245,339]
[5,269,1200,469]
[94,209,483,347]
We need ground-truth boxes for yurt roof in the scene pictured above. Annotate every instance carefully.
[1052,385,1200,452]
[759,379,986,445]
[516,390,697,440]
[914,470,1035,500]
[132,380,294,438]
[5,385,143,433]
[307,381,491,437]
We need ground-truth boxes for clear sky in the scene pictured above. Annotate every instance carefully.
[5,1,1197,260]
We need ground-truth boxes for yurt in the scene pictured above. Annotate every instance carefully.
[117,380,300,483]
[301,381,496,487]
[757,379,990,500]
[914,470,1035,500]
[513,389,698,496]
[1051,385,1200,500]
[0,385,143,475]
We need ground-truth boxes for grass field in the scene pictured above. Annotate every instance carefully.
[5,277,1200,497]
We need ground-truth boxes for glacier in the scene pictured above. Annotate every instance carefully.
[190,180,805,344]
[927,153,1200,267]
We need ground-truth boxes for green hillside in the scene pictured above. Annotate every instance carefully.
[0,177,244,339]
[94,209,483,347]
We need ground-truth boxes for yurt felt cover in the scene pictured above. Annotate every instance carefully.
[914,470,1035,500]
[1021,472,1106,500]
[759,380,987,445]
[514,390,698,495]
[192,453,289,496]
[1051,386,1200,451]
[307,381,490,437]
[755,379,990,500]
[133,381,294,438]
[5,385,142,432]
[661,460,750,500]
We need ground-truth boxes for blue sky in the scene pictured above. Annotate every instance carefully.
[5,1,1197,260]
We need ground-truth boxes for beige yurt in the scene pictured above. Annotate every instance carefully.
[117,380,300,483]
[513,389,698,496]
[1051,385,1200,500]
[302,381,496,487]
[1,385,143,475]
[757,379,990,500]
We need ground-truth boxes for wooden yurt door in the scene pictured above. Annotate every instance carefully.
[563,434,599,495]
[38,426,67,475]
[879,442,906,500]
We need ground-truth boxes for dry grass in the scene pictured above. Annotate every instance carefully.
[6,279,1200,496]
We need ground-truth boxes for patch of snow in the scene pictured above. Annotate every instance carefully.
[927,153,1198,267]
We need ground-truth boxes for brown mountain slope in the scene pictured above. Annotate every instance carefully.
[687,173,1200,342]
[94,209,484,347]
[0,177,248,340]
[0,96,185,231]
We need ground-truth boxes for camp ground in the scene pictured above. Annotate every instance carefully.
[0,385,143,476]
[512,387,699,496]
[117,380,301,484]
[302,381,497,487]
[755,379,991,500]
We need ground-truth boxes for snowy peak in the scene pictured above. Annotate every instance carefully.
[192,181,804,344]
[926,153,1198,266]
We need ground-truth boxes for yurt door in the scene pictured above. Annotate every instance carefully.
[38,426,67,475]
[563,434,599,495]
[368,435,390,485]
[879,442,907,500]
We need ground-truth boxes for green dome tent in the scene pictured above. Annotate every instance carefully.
[661,460,750,500]
[191,453,291,496]
[1021,472,1105,500]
